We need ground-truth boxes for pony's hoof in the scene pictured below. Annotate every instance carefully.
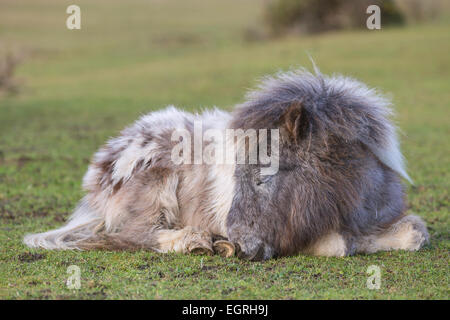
[189,244,213,256]
[213,240,235,257]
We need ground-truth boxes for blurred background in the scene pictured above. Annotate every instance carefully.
[1,0,449,197]
[0,0,449,300]
[1,0,449,104]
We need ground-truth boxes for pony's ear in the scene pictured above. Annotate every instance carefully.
[281,101,309,144]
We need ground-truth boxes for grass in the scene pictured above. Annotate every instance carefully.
[0,0,449,299]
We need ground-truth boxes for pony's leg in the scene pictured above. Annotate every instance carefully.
[304,232,351,257]
[154,226,213,255]
[355,215,429,254]
[80,224,214,256]
[306,215,429,257]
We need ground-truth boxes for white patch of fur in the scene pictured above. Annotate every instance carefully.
[99,189,130,232]
[111,140,158,183]
[137,105,193,137]
[206,162,235,236]
[307,232,347,257]
[109,106,193,184]
[82,165,101,192]
[200,109,235,236]
[195,107,230,129]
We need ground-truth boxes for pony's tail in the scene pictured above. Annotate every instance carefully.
[24,197,103,250]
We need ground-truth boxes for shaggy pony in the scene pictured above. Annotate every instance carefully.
[24,69,429,260]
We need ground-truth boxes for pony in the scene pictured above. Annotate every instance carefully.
[24,69,428,260]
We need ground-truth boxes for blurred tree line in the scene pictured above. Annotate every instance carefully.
[265,0,445,35]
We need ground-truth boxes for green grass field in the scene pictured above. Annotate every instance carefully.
[0,0,449,299]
